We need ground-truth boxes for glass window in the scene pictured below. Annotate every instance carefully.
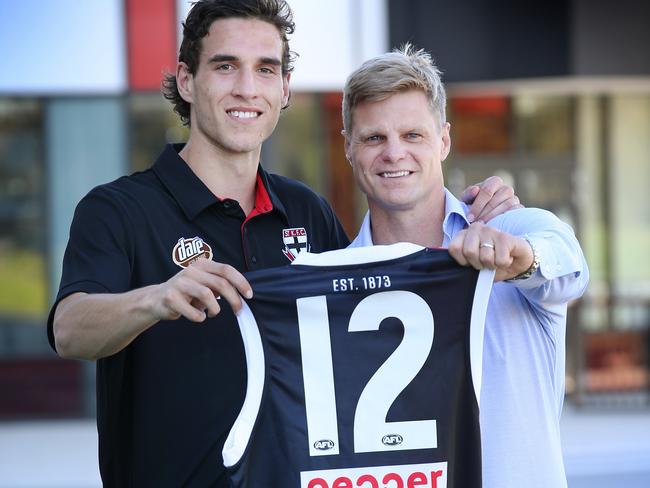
[0,99,78,420]
[129,94,188,172]
[576,95,650,402]
[0,99,46,325]
[266,92,363,236]
[513,95,574,155]
[264,93,328,195]
[449,96,511,155]
[447,94,575,218]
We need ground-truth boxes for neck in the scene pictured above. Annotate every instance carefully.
[179,137,260,215]
[369,191,446,248]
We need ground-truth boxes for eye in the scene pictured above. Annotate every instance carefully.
[405,132,422,140]
[258,66,277,75]
[365,135,384,143]
[216,63,234,71]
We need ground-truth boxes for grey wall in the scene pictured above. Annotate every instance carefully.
[572,0,650,75]
[388,0,650,82]
[388,0,570,81]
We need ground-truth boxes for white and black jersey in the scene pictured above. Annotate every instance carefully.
[223,244,494,488]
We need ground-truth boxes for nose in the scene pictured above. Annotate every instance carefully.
[232,67,257,99]
[381,136,407,163]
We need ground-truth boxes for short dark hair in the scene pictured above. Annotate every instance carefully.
[162,0,296,126]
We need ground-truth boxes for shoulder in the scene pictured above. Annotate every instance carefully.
[85,168,158,199]
[71,170,165,237]
[77,169,162,214]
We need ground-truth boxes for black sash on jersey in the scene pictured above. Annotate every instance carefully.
[223,246,493,488]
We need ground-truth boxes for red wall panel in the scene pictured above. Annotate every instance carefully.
[126,0,177,91]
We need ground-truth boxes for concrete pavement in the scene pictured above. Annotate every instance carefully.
[0,405,649,487]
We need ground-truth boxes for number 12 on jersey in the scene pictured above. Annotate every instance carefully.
[296,290,438,457]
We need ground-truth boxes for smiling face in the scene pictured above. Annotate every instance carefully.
[345,89,451,215]
[178,17,290,157]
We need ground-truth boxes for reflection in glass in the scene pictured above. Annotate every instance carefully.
[129,94,188,172]
[513,95,573,155]
[0,99,46,321]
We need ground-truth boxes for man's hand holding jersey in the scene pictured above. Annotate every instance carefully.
[150,258,252,322]
[53,260,252,359]
[448,221,535,282]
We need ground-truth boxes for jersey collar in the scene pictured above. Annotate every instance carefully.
[153,144,284,221]
[255,164,288,219]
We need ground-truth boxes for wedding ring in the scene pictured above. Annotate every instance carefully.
[479,242,495,250]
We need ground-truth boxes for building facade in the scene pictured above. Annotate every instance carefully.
[0,0,648,421]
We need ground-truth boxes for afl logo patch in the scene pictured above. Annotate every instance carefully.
[381,434,403,446]
[313,439,335,451]
[172,237,213,268]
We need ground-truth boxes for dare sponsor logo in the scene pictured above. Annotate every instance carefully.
[301,462,447,488]
[172,237,213,268]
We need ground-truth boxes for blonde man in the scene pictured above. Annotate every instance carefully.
[343,45,589,488]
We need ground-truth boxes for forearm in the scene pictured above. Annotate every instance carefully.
[53,286,161,360]
[491,208,589,304]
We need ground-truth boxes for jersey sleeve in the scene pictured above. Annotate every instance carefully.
[489,207,589,305]
[47,185,134,350]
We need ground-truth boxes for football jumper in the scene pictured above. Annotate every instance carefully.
[224,244,494,488]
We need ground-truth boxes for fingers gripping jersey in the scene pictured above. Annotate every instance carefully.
[224,244,494,488]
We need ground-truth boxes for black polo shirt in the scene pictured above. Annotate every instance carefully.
[47,144,350,487]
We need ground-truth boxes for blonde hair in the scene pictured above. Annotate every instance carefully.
[342,43,446,133]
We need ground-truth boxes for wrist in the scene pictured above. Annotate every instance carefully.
[136,285,167,324]
[507,237,540,281]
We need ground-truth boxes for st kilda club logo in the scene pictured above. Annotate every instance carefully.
[282,227,310,261]
[172,237,213,268]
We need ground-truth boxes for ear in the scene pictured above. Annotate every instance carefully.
[440,122,452,161]
[341,129,352,165]
[282,72,291,107]
[176,62,194,104]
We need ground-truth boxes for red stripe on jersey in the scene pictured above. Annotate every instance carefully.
[245,173,274,222]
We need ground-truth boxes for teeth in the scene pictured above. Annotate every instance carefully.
[380,170,410,178]
[228,111,259,119]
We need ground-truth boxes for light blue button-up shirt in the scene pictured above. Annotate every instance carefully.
[349,189,589,488]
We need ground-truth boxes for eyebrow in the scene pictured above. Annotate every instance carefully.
[207,54,237,64]
[353,125,429,140]
[207,54,282,66]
